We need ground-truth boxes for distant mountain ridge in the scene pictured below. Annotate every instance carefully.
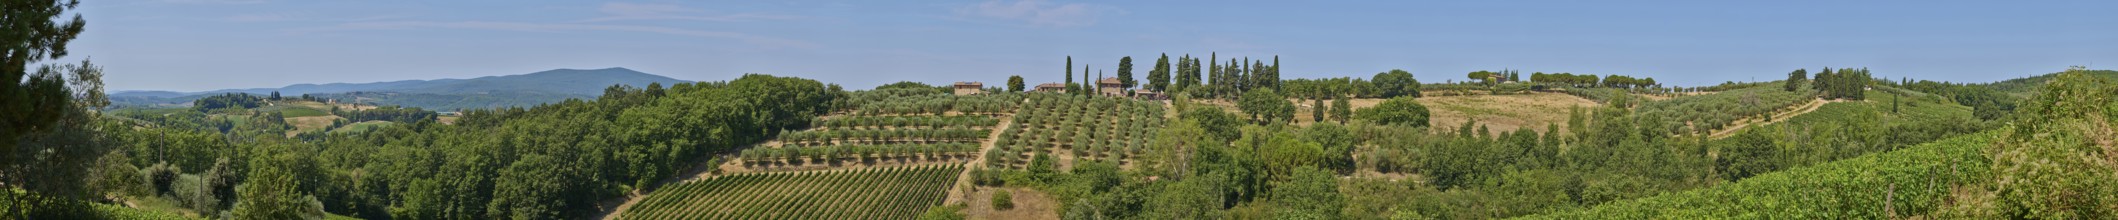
[115,67,685,97]
[111,67,691,110]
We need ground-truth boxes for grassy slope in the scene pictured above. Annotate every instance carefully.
[329,121,393,134]
[1204,92,1598,133]
[1979,69,2118,98]
[1414,93,1598,134]
[1524,131,1997,219]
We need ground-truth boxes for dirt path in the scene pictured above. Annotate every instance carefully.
[944,116,1013,205]
[1708,98,1839,139]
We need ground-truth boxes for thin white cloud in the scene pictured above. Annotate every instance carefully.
[584,2,802,23]
[954,0,1115,27]
[301,21,817,48]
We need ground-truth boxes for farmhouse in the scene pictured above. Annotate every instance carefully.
[1132,90,1168,100]
[1097,77,1124,96]
[1034,83,1066,93]
[952,82,983,95]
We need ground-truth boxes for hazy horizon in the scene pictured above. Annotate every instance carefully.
[64,0,2118,91]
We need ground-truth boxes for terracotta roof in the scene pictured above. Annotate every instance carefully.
[1097,77,1122,84]
[954,81,983,86]
[1035,83,1065,88]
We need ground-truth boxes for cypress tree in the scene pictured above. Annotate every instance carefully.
[1066,56,1074,86]
[1149,54,1170,92]
[1236,57,1245,91]
[1312,98,1325,123]
[1118,56,1135,89]
[1210,52,1219,89]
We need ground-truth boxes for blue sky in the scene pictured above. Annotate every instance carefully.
[65,0,2118,91]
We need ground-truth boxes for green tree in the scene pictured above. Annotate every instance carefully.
[233,152,323,220]
[1784,69,1807,91]
[1065,56,1074,87]
[3,0,92,176]
[1180,56,1202,93]
[1007,75,1025,92]
[1329,96,1351,124]
[1371,69,1421,98]
[991,190,1014,210]
[1029,153,1057,183]
[1238,88,1292,124]
[1149,53,1171,92]
[1468,71,1494,84]
[1119,56,1136,89]
[1310,99,1325,123]
[2,3,112,216]
[1990,66,2118,219]
[1356,97,1430,127]
[917,205,966,220]
[1272,166,1343,219]
[1145,175,1226,219]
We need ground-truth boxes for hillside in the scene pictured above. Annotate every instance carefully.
[1975,69,2118,97]
[1524,131,1998,219]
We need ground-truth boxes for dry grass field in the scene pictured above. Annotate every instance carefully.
[1200,92,1597,134]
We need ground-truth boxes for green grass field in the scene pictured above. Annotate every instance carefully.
[255,104,331,117]
[330,121,393,134]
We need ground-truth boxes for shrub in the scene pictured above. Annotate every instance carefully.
[1355,97,1431,127]
[992,190,1015,210]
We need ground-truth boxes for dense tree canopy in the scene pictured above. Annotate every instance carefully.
[1118,56,1136,89]
[1007,75,1025,92]
[1237,88,1296,124]
[1148,54,1170,92]
[1355,97,1430,127]
[1371,69,1421,98]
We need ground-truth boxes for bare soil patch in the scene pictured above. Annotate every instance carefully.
[961,187,1061,220]
[283,115,343,137]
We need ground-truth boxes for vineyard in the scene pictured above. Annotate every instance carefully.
[812,115,1001,130]
[1635,83,1818,135]
[620,165,964,220]
[835,88,1021,116]
[988,93,1166,168]
[742,115,995,165]
[1527,131,1996,219]
[740,143,980,165]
